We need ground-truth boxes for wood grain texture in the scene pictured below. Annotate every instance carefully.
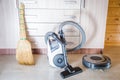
[105,42,120,46]
[105,33,120,41]
[108,8,120,17]
[106,25,120,33]
[105,0,120,46]
[107,17,120,24]
[109,0,120,7]
[104,46,120,54]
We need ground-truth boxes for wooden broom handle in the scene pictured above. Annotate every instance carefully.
[19,3,27,40]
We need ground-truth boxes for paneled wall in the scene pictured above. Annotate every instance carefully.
[105,0,120,46]
[0,0,108,54]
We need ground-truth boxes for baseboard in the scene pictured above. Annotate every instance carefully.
[0,48,103,55]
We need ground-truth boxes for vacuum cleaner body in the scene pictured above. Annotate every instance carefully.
[46,32,66,68]
[45,21,86,78]
[45,21,86,68]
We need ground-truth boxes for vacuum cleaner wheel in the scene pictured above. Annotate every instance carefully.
[53,54,65,68]
[82,54,111,69]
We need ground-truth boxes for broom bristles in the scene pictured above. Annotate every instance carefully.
[16,3,34,65]
[16,40,34,65]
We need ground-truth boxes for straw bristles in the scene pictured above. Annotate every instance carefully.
[16,39,34,65]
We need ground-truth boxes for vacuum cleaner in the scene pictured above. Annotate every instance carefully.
[82,53,111,70]
[45,21,86,78]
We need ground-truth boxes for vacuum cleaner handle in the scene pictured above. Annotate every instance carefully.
[45,32,60,44]
[59,21,86,52]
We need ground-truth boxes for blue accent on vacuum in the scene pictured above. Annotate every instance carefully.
[45,21,86,79]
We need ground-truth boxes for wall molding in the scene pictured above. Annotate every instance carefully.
[0,48,103,55]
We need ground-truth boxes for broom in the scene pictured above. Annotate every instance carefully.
[16,3,34,65]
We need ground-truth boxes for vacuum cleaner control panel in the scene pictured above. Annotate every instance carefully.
[49,39,59,52]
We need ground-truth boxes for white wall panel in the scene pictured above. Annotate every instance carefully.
[0,0,108,49]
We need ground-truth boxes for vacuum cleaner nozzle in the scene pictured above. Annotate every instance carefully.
[60,65,83,79]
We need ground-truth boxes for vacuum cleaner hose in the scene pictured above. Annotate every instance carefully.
[59,21,86,52]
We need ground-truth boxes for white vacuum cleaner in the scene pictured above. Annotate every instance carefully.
[45,21,86,78]
[45,21,111,79]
